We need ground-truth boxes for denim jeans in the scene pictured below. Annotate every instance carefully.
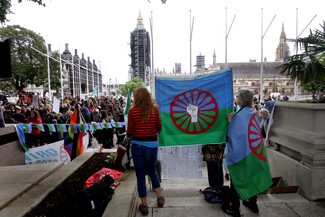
[131,143,161,198]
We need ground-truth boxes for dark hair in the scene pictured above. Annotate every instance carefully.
[100,110,108,119]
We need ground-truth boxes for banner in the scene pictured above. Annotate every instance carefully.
[25,134,89,165]
[155,69,233,146]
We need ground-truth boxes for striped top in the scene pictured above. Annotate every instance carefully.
[127,106,161,141]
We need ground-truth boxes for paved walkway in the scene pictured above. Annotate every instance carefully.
[134,178,325,217]
[1,138,324,217]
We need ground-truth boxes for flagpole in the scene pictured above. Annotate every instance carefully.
[150,11,154,95]
[92,60,94,93]
[78,57,82,96]
[59,45,63,101]
[46,43,52,102]
[293,9,317,100]
[86,57,89,95]
[225,8,227,68]
[71,56,75,98]
[260,8,276,103]
[189,10,194,76]
[225,7,236,68]
[97,64,100,98]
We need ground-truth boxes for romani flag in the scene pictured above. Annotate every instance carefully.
[124,89,131,115]
[226,107,272,200]
[155,69,233,146]
[124,89,131,129]
[23,124,32,133]
[47,124,56,132]
[57,124,67,133]
[36,124,45,132]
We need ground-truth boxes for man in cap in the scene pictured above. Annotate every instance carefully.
[10,106,26,123]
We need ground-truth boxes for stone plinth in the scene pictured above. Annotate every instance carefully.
[268,101,325,200]
[0,126,25,166]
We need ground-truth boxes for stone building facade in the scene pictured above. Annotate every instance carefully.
[61,43,102,97]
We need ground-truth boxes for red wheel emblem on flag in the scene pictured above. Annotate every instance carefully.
[170,89,218,134]
[248,113,267,162]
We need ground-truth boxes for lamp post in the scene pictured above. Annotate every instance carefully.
[59,46,63,101]
[225,7,236,68]
[189,10,194,76]
[78,58,82,96]
[293,9,317,100]
[46,44,52,102]
[260,8,276,102]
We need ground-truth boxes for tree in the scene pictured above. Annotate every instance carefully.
[118,77,144,96]
[278,21,325,85]
[301,81,325,99]
[0,0,46,24]
[0,25,60,93]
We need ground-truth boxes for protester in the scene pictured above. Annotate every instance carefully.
[259,108,270,142]
[224,89,272,217]
[126,87,164,216]
[10,106,26,123]
[25,110,42,148]
[99,109,115,149]
[202,144,225,187]
[81,101,91,123]
[40,105,55,145]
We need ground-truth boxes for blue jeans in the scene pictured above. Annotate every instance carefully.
[131,143,161,198]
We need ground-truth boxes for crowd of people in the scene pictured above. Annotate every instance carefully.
[0,91,127,148]
[1,88,274,217]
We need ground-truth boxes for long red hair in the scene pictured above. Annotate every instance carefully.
[132,87,154,123]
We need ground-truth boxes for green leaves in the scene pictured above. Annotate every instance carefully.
[1,0,46,24]
[278,21,325,85]
[0,25,60,92]
[118,77,144,96]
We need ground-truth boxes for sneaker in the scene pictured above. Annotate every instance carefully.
[243,200,259,213]
[221,205,241,217]
[139,203,149,216]
[157,196,165,208]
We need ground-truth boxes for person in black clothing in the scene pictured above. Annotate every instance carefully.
[223,89,261,217]
[98,110,114,149]
[10,106,25,123]
[202,144,225,187]
[40,106,55,145]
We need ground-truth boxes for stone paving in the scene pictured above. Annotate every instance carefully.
[1,141,324,217]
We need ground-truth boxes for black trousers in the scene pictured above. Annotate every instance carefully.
[229,179,257,211]
[206,160,224,187]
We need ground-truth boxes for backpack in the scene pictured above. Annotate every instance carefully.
[78,175,115,217]
[199,186,231,205]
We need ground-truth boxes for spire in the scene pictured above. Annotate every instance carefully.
[137,10,144,29]
[280,22,287,40]
[213,49,216,67]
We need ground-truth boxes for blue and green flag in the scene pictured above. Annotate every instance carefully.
[124,89,131,115]
[155,69,233,146]
[227,107,272,200]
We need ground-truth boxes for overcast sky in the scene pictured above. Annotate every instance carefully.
[5,0,324,84]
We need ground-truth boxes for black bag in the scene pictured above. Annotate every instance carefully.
[77,175,115,217]
[199,186,231,205]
